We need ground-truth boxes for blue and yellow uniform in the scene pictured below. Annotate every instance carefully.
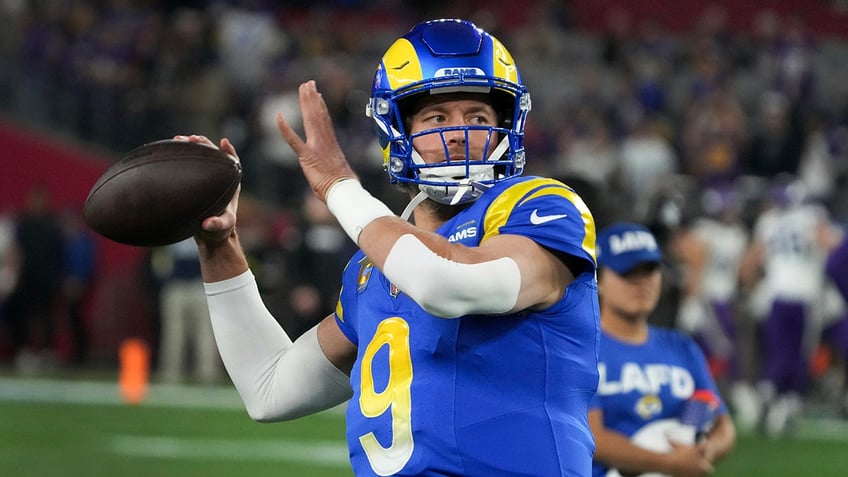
[334,176,600,476]
[589,327,728,477]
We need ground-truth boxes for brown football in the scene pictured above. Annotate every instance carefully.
[83,139,242,247]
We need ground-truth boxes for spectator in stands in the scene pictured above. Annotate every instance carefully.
[679,74,747,185]
[744,90,804,178]
[617,115,678,218]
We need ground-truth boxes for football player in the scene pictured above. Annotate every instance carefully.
[187,19,600,476]
[739,175,842,436]
[672,184,760,430]
[589,222,735,477]
[825,234,848,304]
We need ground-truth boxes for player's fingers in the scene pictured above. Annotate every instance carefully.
[187,135,215,147]
[277,112,305,152]
[201,210,236,232]
[300,80,328,113]
[228,184,241,215]
[201,215,221,231]
[299,80,334,140]
[196,220,232,248]
[200,217,229,240]
[219,138,240,163]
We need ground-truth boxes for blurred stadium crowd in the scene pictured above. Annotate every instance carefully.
[1,0,848,437]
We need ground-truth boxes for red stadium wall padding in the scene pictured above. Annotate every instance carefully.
[0,119,154,364]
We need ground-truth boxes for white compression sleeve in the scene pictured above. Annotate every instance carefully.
[382,234,521,318]
[205,271,352,422]
[326,179,395,244]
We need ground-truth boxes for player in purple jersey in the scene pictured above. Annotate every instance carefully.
[739,176,842,436]
[673,184,760,430]
[185,19,600,476]
[825,234,848,303]
[823,231,848,415]
[589,222,735,477]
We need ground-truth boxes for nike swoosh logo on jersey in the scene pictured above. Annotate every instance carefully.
[530,209,568,225]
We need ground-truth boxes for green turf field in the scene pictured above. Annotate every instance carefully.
[1,377,847,476]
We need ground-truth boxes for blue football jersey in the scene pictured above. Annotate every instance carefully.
[589,326,728,477]
[334,176,600,476]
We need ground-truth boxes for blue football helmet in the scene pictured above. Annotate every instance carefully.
[366,19,531,206]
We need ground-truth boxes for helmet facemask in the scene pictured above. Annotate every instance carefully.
[369,84,530,206]
[406,124,512,205]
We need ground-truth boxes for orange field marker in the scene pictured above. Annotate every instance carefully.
[119,338,150,404]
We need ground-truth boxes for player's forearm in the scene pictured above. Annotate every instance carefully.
[205,271,352,421]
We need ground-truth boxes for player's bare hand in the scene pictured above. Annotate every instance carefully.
[276,80,357,202]
[174,135,242,247]
[662,441,714,477]
[198,181,240,246]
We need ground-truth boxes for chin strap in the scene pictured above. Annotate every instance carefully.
[401,191,429,221]
[449,179,473,206]
[401,181,493,222]
[487,136,510,163]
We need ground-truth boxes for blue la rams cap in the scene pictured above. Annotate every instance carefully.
[596,222,663,274]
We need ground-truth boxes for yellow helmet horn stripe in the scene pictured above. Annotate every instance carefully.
[382,38,424,90]
[491,37,519,83]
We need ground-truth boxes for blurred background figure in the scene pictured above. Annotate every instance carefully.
[6,185,63,374]
[150,238,222,385]
[822,232,848,414]
[825,234,848,306]
[284,193,354,340]
[672,182,759,430]
[743,90,804,179]
[617,115,679,220]
[58,208,96,365]
[590,222,736,476]
[0,208,20,361]
[739,175,843,436]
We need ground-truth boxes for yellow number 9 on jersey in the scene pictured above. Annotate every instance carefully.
[359,317,414,476]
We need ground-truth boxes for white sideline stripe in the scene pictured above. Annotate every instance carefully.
[6,379,848,444]
[0,377,346,415]
[0,377,243,409]
[108,434,350,467]
[794,417,848,442]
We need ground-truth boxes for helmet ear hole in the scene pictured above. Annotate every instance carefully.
[396,95,421,137]
[490,90,516,129]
